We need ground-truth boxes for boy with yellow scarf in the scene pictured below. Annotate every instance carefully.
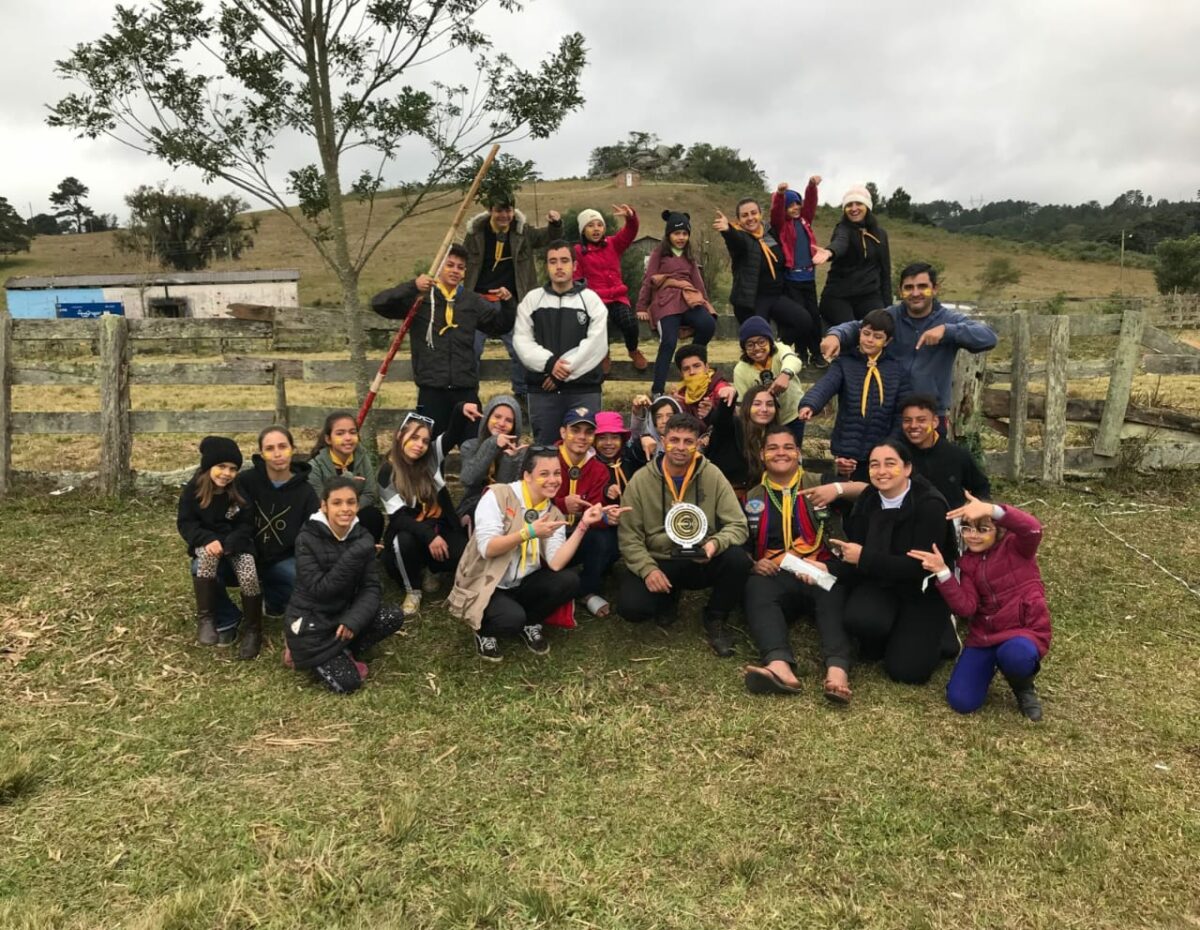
[669,343,731,431]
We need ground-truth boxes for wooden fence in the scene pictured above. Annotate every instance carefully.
[1,305,1199,496]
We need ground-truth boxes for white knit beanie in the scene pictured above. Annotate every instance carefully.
[577,208,604,235]
[842,186,872,210]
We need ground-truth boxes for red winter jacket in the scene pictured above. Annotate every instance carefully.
[573,210,639,305]
[553,445,610,525]
[769,181,819,271]
[935,505,1052,656]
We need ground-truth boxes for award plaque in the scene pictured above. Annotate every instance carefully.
[665,503,709,560]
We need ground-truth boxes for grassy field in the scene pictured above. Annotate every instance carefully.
[1,472,1198,929]
[1,178,1158,312]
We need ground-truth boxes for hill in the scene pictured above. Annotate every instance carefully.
[1,178,1158,314]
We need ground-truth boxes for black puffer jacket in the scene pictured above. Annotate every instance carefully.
[176,475,255,556]
[236,457,320,565]
[370,280,514,390]
[284,515,381,669]
[721,225,786,309]
[822,215,892,306]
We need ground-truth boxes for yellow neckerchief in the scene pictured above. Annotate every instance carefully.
[435,280,459,336]
[752,348,775,373]
[328,447,354,471]
[489,218,511,270]
[733,221,777,279]
[761,469,824,561]
[416,501,443,521]
[678,368,713,405]
[608,459,628,493]
[861,352,885,417]
[518,480,548,574]
[559,445,586,525]
[859,227,882,257]
[664,452,699,504]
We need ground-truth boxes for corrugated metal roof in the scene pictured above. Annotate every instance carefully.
[4,270,301,289]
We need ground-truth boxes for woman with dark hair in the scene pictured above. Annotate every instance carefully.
[714,198,815,352]
[814,187,893,326]
[307,410,384,542]
[826,439,958,685]
[706,384,781,495]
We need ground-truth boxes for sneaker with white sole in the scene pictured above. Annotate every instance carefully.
[475,633,502,662]
[521,624,550,655]
[401,590,422,615]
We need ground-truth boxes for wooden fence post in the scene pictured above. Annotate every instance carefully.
[98,313,132,496]
[1094,309,1144,458]
[949,351,988,441]
[274,367,289,427]
[1006,309,1030,480]
[1042,315,1070,482]
[0,313,11,497]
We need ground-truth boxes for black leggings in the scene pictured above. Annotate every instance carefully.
[481,567,580,637]
[744,571,850,670]
[783,279,823,357]
[616,548,752,623]
[733,293,815,352]
[819,290,885,327]
[842,581,952,684]
[607,301,640,353]
[383,526,467,590]
[311,604,406,694]
[357,505,385,544]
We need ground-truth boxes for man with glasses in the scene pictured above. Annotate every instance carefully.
[819,262,997,433]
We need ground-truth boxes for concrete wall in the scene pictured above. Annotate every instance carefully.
[3,280,299,320]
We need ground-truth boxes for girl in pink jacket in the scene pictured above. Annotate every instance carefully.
[574,204,647,372]
[909,491,1052,720]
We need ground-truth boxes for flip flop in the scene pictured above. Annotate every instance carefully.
[823,676,852,706]
[743,665,802,696]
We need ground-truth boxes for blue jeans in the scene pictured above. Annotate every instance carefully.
[652,308,716,395]
[474,329,526,397]
[946,636,1041,714]
[191,556,297,631]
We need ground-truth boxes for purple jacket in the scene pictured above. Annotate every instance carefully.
[935,505,1052,656]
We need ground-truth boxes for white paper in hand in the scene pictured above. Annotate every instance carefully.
[780,553,837,590]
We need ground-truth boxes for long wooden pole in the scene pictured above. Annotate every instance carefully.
[355,143,501,427]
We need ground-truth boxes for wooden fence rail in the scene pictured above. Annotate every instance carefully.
[2,305,1199,495]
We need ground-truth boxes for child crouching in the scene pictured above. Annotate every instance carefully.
[284,476,405,694]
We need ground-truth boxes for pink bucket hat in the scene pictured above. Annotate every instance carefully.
[594,411,630,436]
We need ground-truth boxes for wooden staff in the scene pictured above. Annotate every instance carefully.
[355,143,501,427]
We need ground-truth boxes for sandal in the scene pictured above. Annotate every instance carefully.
[743,665,802,696]
[582,595,611,618]
[823,670,852,706]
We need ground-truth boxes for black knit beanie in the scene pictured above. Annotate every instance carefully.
[661,210,691,235]
[199,435,243,471]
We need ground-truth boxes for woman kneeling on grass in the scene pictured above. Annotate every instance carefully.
[284,477,406,694]
[908,491,1051,720]
[448,446,627,661]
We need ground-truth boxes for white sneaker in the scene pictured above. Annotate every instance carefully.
[402,590,422,616]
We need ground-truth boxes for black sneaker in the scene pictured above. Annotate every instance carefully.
[474,633,502,662]
[703,615,735,658]
[216,628,237,646]
[521,624,550,655]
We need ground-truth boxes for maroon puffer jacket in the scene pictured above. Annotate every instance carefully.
[573,210,638,304]
[935,505,1052,656]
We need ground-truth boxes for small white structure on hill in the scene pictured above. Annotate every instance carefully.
[4,270,300,319]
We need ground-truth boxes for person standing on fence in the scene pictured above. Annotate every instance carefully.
[635,210,718,396]
[233,426,320,659]
[370,244,515,436]
[513,241,609,443]
[177,436,262,653]
[574,204,648,373]
[770,178,825,366]
[820,262,998,431]
[813,186,893,326]
[464,196,563,402]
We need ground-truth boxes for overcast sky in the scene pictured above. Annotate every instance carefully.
[3,0,1197,220]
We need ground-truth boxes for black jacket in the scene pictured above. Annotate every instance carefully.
[284,516,381,669]
[830,474,956,595]
[823,217,892,306]
[721,226,786,309]
[236,456,321,565]
[898,435,991,510]
[370,280,514,390]
[176,475,256,556]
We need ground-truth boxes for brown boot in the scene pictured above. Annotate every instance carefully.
[193,576,219,646]
[237,594,264,660]
[629,348,648,370]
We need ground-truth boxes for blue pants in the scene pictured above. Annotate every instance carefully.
[192,556,297,631]
[946,636,1041,714]
[474,329,526,397]
[652,307,717,395]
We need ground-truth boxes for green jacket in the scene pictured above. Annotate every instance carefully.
[618,454,748,579]
[307,447,380,513]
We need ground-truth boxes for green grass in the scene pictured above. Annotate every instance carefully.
[1,475,1199,928]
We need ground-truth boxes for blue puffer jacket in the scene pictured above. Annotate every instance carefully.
[799,347,909,461]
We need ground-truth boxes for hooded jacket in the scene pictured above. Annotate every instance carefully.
[284,514,380,669]
[513,281,609,393]
[177,474,256,557]
[935,505,1051,656]
[799,346,910,462]
[462,209,563,303]
[573,208,638,304]
[628,395,683,467]
[822,214,892,306]
[370,279,514,390]
[769,181,820,279]
[618,453,748,579]
[236,456,321,565]
[457,395,526,518]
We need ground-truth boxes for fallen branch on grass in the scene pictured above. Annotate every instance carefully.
[1092,516,1200,601]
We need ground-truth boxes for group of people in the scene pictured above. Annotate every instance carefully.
[174,180,1052,719]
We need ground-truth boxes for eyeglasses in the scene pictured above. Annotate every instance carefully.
[744,338,771,350]
[901,284,933,294]
[961,523,995,535]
